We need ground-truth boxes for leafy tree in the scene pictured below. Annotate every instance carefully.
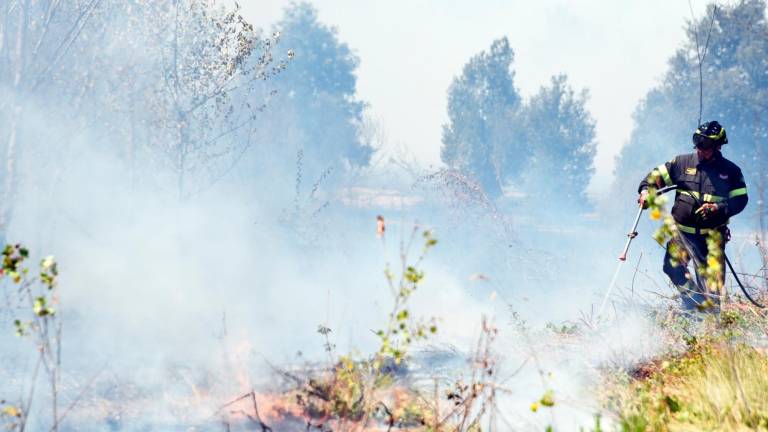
[442,40,596,206]
[611,0,768,228]
[608,88,690,213]
[263,2,372,178]
[132,0,289,200]
[441,37,522,198]
[519,75,597,209]
[0,0,289,248]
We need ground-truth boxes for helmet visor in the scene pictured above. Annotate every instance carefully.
[693,133,716,150]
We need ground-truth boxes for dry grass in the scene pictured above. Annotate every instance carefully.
[602,304,768,431]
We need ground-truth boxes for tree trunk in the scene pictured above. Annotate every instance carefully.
[177,112,188,202]
[0,2,28,244]
[0,107,21,245]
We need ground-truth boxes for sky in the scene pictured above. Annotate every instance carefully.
[242,0,709,198]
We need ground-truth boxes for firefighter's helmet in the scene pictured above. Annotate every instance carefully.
[693,120,728,149]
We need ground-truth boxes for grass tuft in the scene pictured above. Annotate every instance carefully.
[603,305,768,431]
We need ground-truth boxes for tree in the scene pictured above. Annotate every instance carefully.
[519,75,597,209]
[441,37,522,199]
[0,0,104,244]
[131,0,289,200]
[610,0,768,226]
[261,2,372,179]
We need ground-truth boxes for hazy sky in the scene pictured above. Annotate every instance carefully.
[243,1,708,197]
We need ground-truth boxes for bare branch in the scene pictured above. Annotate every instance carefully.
[31,0,103,90]
[49,364,107,431]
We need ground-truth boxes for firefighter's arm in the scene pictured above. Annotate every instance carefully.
[718,170,748,217]
[638,158,677,193]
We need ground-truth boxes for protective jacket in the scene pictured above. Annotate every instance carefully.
[638,151,748,233]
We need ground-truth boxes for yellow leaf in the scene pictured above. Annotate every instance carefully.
[540,390,555,407]
[2,405,21,417]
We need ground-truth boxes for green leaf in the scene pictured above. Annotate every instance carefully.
[540,390,555,407]
[664,395,680,413]
[13,320,26,337]
[33,297,54,317]
[404,267,423,284]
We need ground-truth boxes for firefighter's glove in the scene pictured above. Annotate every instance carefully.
[694,203,719,219]
[637,190,650,209]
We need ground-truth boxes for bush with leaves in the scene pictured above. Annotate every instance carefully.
[1,244,62,431]
[263,227,506,432]
[288,227,439,430]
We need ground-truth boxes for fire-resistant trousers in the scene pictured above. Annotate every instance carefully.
[662,230,725,311]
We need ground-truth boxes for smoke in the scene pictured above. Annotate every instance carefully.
[0,125,673,430]
[0,2,714,431]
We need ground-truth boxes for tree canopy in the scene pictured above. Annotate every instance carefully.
[611,0,768,227]
[519,75,596,209]
[441,37,521,199]
[268,3,372,175]
[442,38,596,208]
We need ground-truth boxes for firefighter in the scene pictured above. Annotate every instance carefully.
[637,121,748,311]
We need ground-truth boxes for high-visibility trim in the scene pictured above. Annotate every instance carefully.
[677,223,713,235]
[708,128,726,140]
[728,187,747,198]
[657,164,673,186]
[679,190,725,203]
[696,127,726,140]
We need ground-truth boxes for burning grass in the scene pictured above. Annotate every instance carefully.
[1,229,510,431]
[212,227,503,431]
[235,321,500,431]
[237,373,437,430]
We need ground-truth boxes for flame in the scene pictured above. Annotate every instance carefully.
[56,337,437,430]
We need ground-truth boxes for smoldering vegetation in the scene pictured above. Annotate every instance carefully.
[1,0,768,431]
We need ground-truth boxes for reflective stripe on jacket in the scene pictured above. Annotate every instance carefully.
[638,151,748,230]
